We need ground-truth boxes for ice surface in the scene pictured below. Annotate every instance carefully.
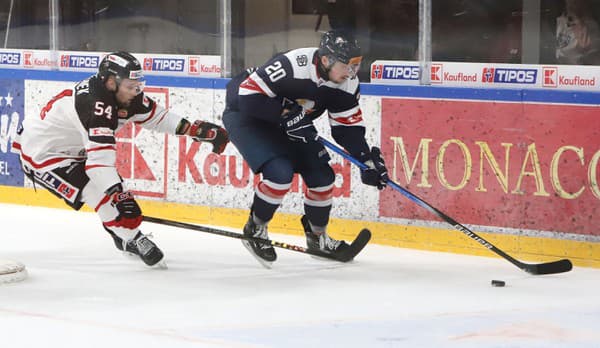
[1,203,599,348]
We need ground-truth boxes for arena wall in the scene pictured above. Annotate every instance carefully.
[0,66,598,268]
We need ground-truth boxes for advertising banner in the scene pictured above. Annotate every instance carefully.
[18,76,600,238]
[372,60,600,92]
[0,49,221,78]
[379,98,600,236]
[0,79,24,187]
[116,87,170,198]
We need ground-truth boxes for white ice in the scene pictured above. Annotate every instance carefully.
[1,202,599,348]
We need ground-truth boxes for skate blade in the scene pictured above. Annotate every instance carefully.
[121,251,167,269]
[241,240,273,269]
[121,251,139,260]
[152,260,168,270]
[310,254,337,262]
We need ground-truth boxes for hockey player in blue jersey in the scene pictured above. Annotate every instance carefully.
[223,30,388,267]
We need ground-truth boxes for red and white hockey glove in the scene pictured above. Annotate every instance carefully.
[108,185,142,229]
[190,120,229,154]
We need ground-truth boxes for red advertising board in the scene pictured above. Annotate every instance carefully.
[380,98,600,236]
[115,87,169,198]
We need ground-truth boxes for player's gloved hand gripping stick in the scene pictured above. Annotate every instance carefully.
[315,135,572,275]
[280,104,318,143]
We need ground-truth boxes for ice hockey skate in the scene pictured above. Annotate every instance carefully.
[242,215,277,268]
[109,231,166,268]
[301,215,349,256]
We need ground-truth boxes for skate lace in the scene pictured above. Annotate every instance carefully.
[136,235,155,255]
[319,233,341,251]
[252,224,272,250]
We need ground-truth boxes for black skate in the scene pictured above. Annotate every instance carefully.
[108,230,166,267]
[242,215,277,268]
[301,215,349,255]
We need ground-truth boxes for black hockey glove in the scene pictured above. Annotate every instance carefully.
[280,104,317,143]
[190,120,229,154]
[107,184,142,229]
[359,147,389,190]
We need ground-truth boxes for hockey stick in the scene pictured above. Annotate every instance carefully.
[316,136,573,275]
[142,216,370,263]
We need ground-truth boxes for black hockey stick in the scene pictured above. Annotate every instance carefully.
[317,136,573,275]
[142,216,371,263]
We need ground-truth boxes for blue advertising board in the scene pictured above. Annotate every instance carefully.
[0,79,24,186]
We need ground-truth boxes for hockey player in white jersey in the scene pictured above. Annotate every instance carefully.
[13,51,229,267]
[223,30,388,267]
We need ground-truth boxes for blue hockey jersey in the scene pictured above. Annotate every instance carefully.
[227,47,371,159]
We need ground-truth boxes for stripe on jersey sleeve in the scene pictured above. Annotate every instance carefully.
[239,73,276,98]
[328,106,364,126]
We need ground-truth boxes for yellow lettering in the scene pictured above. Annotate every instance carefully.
[437,139,472,190]
[390,136,432,187]
[590,149,600,199]
[475,141,512,193]
[550,146,585,199]
[512,143,550,196]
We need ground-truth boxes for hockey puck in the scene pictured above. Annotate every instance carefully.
[491,280,505,287]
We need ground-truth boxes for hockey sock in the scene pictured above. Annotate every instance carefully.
[303,183,334,231]
[303,203,332,233]
[252,179,291,222]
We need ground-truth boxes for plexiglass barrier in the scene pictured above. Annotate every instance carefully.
[0,0,597,78]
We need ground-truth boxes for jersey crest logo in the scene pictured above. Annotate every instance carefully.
[296,55,308,67]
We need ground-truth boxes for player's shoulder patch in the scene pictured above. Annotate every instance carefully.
[283,47,318,80]
[284,48,316,66]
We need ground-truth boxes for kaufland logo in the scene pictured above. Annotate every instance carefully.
[379,65,419,80]
[23,52,33,67]
[23,51,56,68]
[371,64,383,79]
[482,67,537,84]
[60,55,100,68]
[542,66,596,87]
[542,67,558,87]
[430,64,442,83]
[143,57,184,72]
[188,57,221,75]
[0,52,20,65]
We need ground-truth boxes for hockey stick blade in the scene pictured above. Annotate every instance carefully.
[334,229,371,262]
[316,136,573,275]
[143,216,370,263]
[522,258,572,275]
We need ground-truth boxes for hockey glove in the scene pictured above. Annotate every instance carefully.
[190,120,229,154]
[280,104,317,143]
[107,184,142,229]
[359,147,389,190]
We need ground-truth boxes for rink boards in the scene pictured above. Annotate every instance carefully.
[0,69,598,268]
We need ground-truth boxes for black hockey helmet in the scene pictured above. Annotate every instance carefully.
[318,29,361,64]
[317,30,362,79]
[98,51,144,83]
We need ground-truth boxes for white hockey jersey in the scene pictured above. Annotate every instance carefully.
[13,75,183,193]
